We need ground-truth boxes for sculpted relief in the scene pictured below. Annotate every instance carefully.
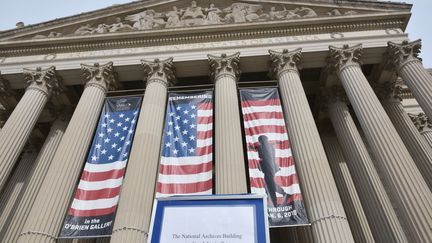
[31,1,358,39]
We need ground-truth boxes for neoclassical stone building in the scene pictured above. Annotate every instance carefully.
[0,0,432,242]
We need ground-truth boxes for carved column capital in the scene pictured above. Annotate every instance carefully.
[81,62,118,92]
[373,81,403,103]
[141,57,176,87]
[328,44,363,73]
[387,40,422,71]
[321,85,348,106]
[409,113,432,133]
[268,48,302,78]
[208,52,241,82]
[23,66,64,97]
[0,74,15,99]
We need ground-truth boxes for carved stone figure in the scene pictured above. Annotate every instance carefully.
[166,6,184,28]
[328,9,343,16]
[298,7,317,18]
[245,5,269,22]
[344,10,357,16]
[126,10,165,30]
[32,31,62,39]
[181,1,206,26]
[269,7,287,20]
[108,17,133,32]
[205,4,223,25]
[90,24,110,34]
[223,3,246,23]
[74,24,94,35]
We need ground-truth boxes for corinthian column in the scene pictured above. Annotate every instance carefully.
[329,44,432,243]
[323,86,408,243]
[409,113,432,148]
[0,66,63,191]
[208,53,247,194]
[269,49,354,243]
[321,136,375,243]
[387,40,432,119]
[18,62,118,243]
[0,74,14,129]
[0,149,38,232]
[375,82,432,190]
[111,58,175,243]
[1,115,69,242]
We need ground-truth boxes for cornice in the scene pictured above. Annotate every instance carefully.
[0,14,407,57]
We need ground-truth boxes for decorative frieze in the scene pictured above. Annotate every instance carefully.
[268,48,302,77]
[81,62,118,92]
[208,52,241,81]
[141,57,176,87]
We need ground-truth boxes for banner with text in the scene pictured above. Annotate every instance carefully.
[60,96,142,238]
[240,88,309,227]
[156,91,213,197]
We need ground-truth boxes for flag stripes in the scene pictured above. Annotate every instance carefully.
[156,91,213,197]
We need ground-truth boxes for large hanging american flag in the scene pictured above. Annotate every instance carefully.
[240,88,308,227]
[60,96,142,238]
[156,91,213,197]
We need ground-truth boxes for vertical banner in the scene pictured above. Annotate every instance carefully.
[240,88,309,227]
[156,91,213,197]
[60,96,142,238]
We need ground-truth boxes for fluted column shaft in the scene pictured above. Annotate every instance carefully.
[0,150,37,230]
[1,118,68,242]
[321,136,376,243]
[18,62,117,243]
[208,53,247,194]
[326,97,407,243]
[270,49,354,243]
[380,98,432,190]
[388,40,432,119]
[110,58,175,243]
[0,66,62,190]
[330,44,432,242]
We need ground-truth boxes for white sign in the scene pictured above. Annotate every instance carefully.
[148,195,269,243]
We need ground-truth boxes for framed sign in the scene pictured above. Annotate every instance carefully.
[148,194,270,243]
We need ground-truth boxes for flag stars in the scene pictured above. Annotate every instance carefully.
[101,149,107,155]
[107,128,113,133]
[191,105,196,109]
[176,116,180,120]
[98,133,105,138]
[176,106,181,111]
[125,117,130,122]
[95,144,102,149]
[126,141,131,145]
[123,126,128,131]
[181,142,188,147]
[168,121,173,126]
[114,132,120,137]
[174,137,180,142]
[104,138,111,143]
[169,112,175,117]
[117,147,122,152]
[128,129,134,134]
[123,153,128,157]
[104,114,110,118]
[111,143,118,148]
[174,125,180,131]
[182,130,188,135]
[189,135,195,141]
[189,148,195,153]
[91,155,98,161]
[117,122,123,127]
[109,119,115,123]
[183,119,189,124]
[133,111,138,115]
[167,131,173,136]
[166,142,171,148]
[183,110,189,115]
[131,119,136,124]
[119,113,125,118]
[190,124,196,129]
[108,155,114,160]
[173,149,179,155]
[120,136,125,141]
[102,123,107,128]
[190,114,196,118]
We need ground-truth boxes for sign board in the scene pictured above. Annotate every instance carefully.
[148,194,270,243]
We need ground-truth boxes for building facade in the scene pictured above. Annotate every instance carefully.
[0,0,432,242]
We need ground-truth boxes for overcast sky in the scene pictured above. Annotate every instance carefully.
[0,0,430,67]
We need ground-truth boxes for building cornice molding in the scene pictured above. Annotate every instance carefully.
[0,15,407,57]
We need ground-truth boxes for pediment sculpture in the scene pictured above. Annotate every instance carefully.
[31,1,358,39]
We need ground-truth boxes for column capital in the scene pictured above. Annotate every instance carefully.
[268,48,302,78]
[208,52,241,82]
[141,57,176,87]
[23,66,64,97]
[373,81,403,103]
[387,40,422,70]
[81,62,118,92]
[328,44,363,73]
[409,112,432,133]
[321,85,348,106]
[0,74,15,99]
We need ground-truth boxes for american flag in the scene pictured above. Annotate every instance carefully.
[68,96,141,217]
[240,88,302,206]
[156,91,213,197]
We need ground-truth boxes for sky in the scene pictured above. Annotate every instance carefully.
[0,0,431,67]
